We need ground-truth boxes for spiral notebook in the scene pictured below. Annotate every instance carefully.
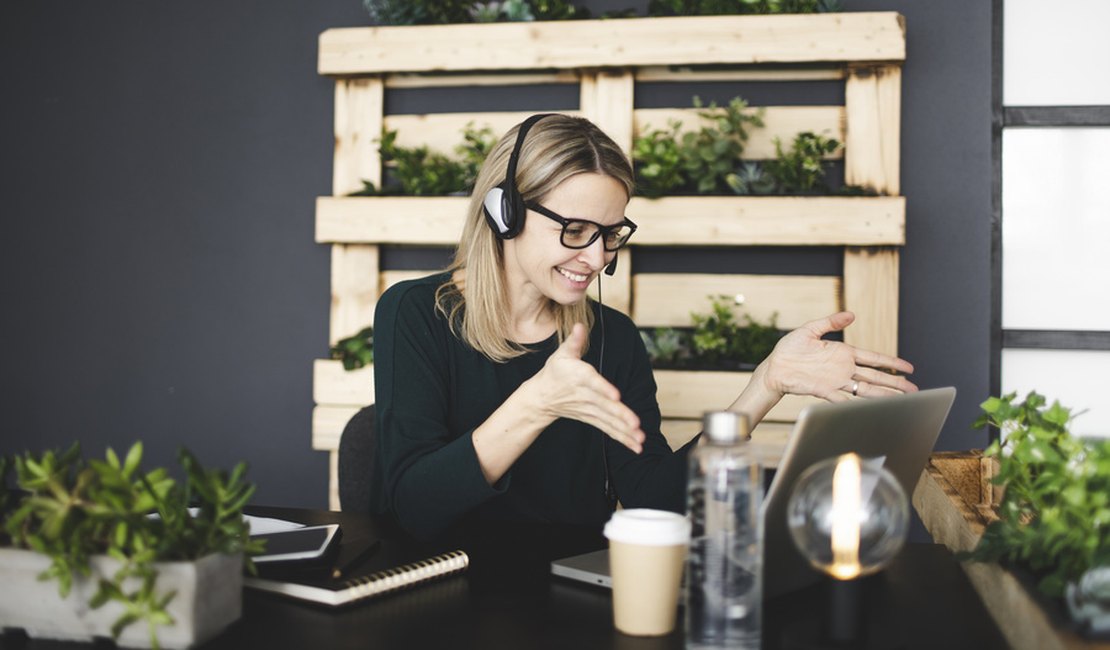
[244,549,469,606]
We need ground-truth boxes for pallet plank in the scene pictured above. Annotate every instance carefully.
[319,14,906,75]
[632,273,840,329]
[845,65,901,195]
[330,245,379,344]
[629,196,905,246]
[317,196,905,246]
[654,369,819,421]
[842,246,899,356]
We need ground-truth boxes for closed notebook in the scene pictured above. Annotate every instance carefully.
[244,549,469,607]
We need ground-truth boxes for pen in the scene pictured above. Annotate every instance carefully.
[331,539,382,579]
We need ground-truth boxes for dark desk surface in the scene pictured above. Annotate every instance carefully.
[0,506,1009,650]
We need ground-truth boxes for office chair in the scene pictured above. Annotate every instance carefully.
[338,404,376,513]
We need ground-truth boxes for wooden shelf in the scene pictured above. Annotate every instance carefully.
[316,195,905,246]
[319,13,905,75]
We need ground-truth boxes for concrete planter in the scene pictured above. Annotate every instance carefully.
[0,548,242,649]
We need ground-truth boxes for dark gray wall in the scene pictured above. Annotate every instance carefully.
[1,1,991,509]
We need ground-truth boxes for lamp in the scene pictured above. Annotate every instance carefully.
[785,453,909,648]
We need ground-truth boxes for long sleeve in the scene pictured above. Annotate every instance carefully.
[370,275,693,542]
[373,278,505,540]
[600,308,695,513]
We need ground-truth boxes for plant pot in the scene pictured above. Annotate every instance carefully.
[0,548,242,649]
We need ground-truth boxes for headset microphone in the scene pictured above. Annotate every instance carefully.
[604,254,618,276]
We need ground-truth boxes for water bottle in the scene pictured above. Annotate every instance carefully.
[685,410,763,650]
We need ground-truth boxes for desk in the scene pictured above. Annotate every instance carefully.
[0,507,1008,650]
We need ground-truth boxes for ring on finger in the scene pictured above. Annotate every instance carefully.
[851,381,859,397]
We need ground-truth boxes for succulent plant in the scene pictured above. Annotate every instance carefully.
[726,161,777,195]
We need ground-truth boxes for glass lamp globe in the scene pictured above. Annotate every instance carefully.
[787,453,909,580]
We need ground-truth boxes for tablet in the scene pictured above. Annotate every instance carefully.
[253,524,342,564]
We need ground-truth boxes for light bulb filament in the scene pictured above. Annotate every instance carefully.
[830,453,862,580]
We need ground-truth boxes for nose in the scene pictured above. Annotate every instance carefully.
[577,237,610,272]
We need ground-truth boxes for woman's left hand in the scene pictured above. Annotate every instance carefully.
[760,311,918,403]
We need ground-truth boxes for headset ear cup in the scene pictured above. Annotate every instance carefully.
[482,183,511,238]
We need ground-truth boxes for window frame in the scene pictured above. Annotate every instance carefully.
[991,0,1110,441]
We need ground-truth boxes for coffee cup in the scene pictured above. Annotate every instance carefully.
[603,508,691,636]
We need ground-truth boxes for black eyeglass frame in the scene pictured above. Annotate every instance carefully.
[524,201,638,251]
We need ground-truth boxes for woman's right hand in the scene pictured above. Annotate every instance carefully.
[526,323,645,454]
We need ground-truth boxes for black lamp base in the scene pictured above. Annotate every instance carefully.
[781,578,905,650]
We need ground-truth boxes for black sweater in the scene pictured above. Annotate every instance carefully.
[370,273,691,540]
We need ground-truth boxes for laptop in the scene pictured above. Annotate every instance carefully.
[551,387,957,598]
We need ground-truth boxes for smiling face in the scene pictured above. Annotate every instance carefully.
[503,172,628,311]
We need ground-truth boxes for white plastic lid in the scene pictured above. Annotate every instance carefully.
[603,509,691,546]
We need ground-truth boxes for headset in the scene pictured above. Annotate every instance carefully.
[482,113,619,276]
[483,113,620,511]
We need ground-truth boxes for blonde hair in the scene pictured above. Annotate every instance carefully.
[435,114,634,362]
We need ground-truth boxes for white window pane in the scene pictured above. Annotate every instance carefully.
[1002,349,1110,438]
[1004,0,1110,105]
[1002,128,1110,331]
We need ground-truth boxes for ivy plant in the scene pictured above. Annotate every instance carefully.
[962,392,1110,598]
[1,443,262,648]
[352,123,496,197]
[331,326,374,370]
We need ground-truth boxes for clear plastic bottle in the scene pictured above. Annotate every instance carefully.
[685,411,763,650]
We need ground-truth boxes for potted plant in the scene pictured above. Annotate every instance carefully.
[963,392,1110,601]
[0,443,260,649]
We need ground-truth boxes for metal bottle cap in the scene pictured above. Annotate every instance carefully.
[702,410,750,444]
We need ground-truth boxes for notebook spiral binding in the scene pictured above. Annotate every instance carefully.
[345,549,469,597]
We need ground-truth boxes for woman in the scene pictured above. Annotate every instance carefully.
[370,114,916,541]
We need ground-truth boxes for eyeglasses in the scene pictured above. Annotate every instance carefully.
[525,202,638,252]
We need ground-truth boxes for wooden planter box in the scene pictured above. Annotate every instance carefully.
[0,549,242,649]
[314,12,907,508]
[912,451,1110,650]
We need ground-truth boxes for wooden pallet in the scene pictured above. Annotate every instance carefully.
[315,13,907,509]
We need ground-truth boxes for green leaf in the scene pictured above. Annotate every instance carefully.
[123,442,143,478]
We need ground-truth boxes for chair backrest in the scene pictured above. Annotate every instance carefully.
[338,404,376,513]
